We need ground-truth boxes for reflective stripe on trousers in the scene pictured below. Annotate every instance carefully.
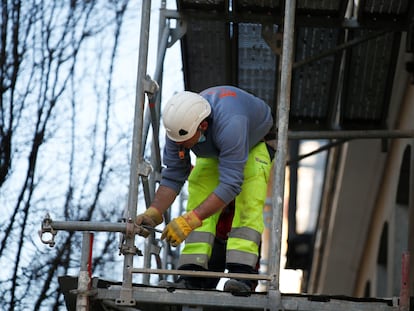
[178,142,272,269]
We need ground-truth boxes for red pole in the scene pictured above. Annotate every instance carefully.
[76,232,94,311]
[399,252,410,311]
[88,233,94,279]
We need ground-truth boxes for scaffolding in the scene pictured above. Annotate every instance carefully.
[39,0,412,310]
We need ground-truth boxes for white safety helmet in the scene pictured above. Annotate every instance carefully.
[162,91,211,142]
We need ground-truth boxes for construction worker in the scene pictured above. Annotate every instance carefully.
[135,85,273,294]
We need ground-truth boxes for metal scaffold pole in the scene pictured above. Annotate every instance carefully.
[118,0,152,306]
[268,0,296,295]
[76,232,94,311]
[141,1,170,284]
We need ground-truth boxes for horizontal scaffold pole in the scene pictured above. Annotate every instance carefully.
[131,268,273,281]
[45,220,127,233]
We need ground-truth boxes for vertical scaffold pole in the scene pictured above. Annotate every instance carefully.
[399,252,410,311]
[118,0,152,305]
[142,2,171,284]
[268,0,296,292]
[76,232,93,311]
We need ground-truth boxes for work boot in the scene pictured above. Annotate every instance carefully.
[223,279,252,296]
[158,277,198,289]
[178,264,212,289]
[224,263,256,296]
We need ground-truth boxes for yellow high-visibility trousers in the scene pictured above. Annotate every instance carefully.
[178,142,272,269]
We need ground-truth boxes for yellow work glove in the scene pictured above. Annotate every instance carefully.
[135,206,163,237]
[161,211,202,247]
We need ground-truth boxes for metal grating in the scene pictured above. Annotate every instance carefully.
[177,0,411,131]
[341,30,401,127]
[357,0,414,28]
[237,23,278,110]
[234,0,282,14]
[297,0,343,12]
[361,0,410,15]
[295,0,349,26]
[181,19,230,92]
[290,27,341,127]
[178,0,226,11]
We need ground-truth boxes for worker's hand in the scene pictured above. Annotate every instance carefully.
[161,211,202,246]
[135,206,163,237]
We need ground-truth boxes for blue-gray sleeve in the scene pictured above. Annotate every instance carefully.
[159,137,192,194]
[213,115,249,204]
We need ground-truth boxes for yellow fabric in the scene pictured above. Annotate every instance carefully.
[181,242,213,257]
[227,237,259,256]
[144,206,163,225]
[179,142,272,268]
[231,142,270,235]
[162,211,202,246]
[135,206,163,237]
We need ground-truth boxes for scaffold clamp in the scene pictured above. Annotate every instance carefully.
[143,75,159,98]
[137,160,152,178]
[39,213,57,247]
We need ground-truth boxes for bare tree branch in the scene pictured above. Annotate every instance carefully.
[1,0,136,309]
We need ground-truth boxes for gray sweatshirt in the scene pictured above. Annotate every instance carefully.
[160,85,273,204]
